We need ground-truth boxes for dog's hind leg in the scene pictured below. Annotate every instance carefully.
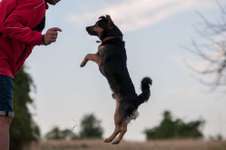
[104,125,121,143]
[104,94,123,143]
[112,121,127,144]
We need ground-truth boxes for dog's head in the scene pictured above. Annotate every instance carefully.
[86,15,123,41]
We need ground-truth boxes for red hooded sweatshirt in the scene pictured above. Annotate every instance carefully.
[0,0,46,78]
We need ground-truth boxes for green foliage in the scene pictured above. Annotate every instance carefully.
[79,114,104,139]
[45,114,103,140]
[144,111,205,140]
[45,127,78,140]
[10,67,40,150]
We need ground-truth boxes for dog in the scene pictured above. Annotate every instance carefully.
[80,15,152,144]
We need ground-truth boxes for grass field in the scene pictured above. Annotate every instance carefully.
[30,140,226,150]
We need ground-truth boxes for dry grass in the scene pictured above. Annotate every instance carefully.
[30,139,226,150]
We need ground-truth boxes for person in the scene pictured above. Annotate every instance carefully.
[0,0,62,149]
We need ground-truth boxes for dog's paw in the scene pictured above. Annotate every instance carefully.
[80,61,86,67]
[112,140,120,145]
[104,138,112,143]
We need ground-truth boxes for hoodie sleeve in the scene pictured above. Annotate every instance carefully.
[0,0,43,45]
[0,0,16,27]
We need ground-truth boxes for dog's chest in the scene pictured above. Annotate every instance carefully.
[98,44,121,58]
[97,45,109,58]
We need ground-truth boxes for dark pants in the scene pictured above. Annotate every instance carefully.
[0,75,14,118]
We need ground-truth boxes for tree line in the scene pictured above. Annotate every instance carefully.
[45,111,205,141]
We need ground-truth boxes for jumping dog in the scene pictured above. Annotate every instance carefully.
[81,15,152,144]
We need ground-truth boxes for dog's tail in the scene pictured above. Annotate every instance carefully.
[120,77,152,122]
[136,77,152,106]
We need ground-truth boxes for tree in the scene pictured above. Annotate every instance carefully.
[189,1,226,89]
[10,67,40,150]
[79,114,104,139]
[45,127,78,140]
[45,114,103,140]
[144,111,205,140]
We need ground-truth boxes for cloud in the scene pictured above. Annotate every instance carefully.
[69,0,214,32]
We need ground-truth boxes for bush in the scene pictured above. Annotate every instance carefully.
[79,114,104,139]
[144,111,205,140]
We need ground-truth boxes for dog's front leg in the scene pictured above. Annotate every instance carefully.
[80,53,101,67]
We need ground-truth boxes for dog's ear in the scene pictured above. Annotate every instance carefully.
[106,15,114,28]
[98,16,106,21]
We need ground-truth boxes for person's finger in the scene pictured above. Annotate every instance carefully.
[48,32,59,37]
[50,27,62,32]
[49,30,58,34]
[51,36,58,40]
[53,32,58,36]
[51,30,59,35]
[51,34,57,39]
[49,33,57,37]
[50,37,56,41]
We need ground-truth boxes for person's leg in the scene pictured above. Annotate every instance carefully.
[0,75,14,150]
[0,117,12,150]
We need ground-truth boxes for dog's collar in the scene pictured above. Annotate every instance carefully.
[97,36,122,44]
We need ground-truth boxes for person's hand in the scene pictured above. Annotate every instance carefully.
[45,0,61,5]
[43,27,62,45]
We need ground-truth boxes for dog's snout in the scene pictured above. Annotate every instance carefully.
[86,26,91,32]
[86,26,98,36]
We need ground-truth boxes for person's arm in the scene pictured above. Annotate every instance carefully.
[1,23,44,45]
[0,0,17,27]
[0,6,42,45]
[0,0,16,38]
[0,0,62,45]
[0,0,44,45]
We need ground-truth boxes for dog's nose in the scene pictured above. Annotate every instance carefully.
[86,26,97,36]
[86,26,91,32]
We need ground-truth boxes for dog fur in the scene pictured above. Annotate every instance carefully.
[81,15,152,144]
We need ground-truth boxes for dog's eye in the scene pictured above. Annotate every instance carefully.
[95,22,100,27]
[97,21,107,28]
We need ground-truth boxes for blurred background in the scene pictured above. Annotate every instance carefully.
[10,0,226,150]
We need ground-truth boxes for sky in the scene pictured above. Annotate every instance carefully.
[25,0,226,141]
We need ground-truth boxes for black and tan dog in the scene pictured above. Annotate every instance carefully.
[80,15,152,144]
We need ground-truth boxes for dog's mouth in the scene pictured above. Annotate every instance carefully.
[86,26,98,36]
